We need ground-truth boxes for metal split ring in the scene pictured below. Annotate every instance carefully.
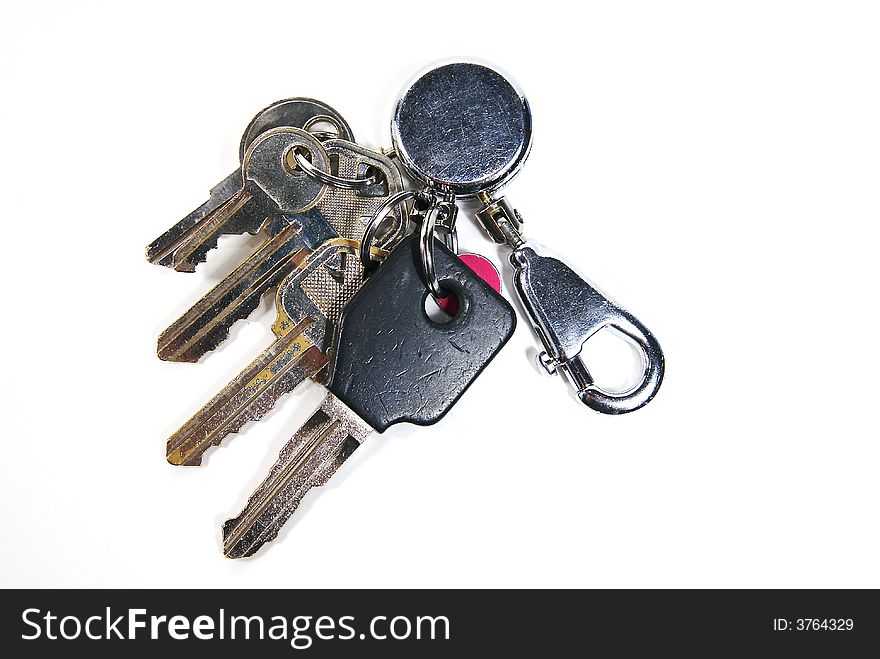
[292,146,380,191]
[303,114,343,141]
[418,203,446,300]
[360,190,452,300]
[359,190,433,269]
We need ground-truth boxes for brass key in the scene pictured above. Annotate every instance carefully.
[166,239,369,466]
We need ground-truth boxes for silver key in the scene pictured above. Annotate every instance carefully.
[163,127,331,273]
[166,239,367,466]
[156,138,405,362]
[221,234,517,558]
[146,98,354,271]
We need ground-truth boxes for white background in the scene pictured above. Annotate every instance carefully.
[1,0,878,588]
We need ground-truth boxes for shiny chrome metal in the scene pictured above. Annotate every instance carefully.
[147,99,354,270]
[475,194,524,247]
[417,203,445,299]
[302,113,346,141]
[434,199,459,254]
[359,190,432,268]
[166,128,330,272]
[292,147,380,191]
[391,61,532,198]
[389,60,664,414]
[359,188,455,294]
[510,245,664,414]
[239,98,354,160]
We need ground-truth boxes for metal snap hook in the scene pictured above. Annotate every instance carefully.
[510,245,665,415]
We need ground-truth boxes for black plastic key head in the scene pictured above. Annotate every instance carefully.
[329,234,516,431]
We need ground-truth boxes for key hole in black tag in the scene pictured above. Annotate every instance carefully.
[423,279,464,324]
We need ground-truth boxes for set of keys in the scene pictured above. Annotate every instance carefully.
[148,62,665,558]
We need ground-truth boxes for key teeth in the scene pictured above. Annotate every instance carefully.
[173,260,198,273]
[164,338,327,468]
[171,221,264,273]
[172,230,233,273]
[145,232,185,268]
[145,241,194,270]
[165,417,247,467]
[165,405,264,466]
[147,219,240,272]
[157,293,265,363]
[172,246,211,273]
[165,418,246,466]
[154,254,176,268]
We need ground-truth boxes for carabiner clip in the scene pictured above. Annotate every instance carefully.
[510,246,664,414]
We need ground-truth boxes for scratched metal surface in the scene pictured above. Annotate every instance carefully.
[391,61,532,197]
[238,97,354,161]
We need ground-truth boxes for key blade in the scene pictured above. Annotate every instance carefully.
[169,188,264,272]
[166,318,329,466]
[167,240,370,465]
[148,116,340,271]
[222,392,372,559]
[156,214,335,363]
[170,128,331,272]
[145,170,242,267]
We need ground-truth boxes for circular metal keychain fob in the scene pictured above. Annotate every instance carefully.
[387,61,665,414]
[392,61,532,197]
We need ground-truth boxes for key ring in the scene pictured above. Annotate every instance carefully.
[302,114,344,141]
[362,190,449,299]
[292,146,379,191]
[361,190,450,300]
[360,190,435,269]
[417,202,446,300]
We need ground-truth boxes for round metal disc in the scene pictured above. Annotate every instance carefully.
[391,62,532,198]
[245,128,329,213]
[239,97,355,161]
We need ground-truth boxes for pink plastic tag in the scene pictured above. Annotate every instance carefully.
[437,253,502,316]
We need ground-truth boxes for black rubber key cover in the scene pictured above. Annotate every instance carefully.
[329,234,516,431]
